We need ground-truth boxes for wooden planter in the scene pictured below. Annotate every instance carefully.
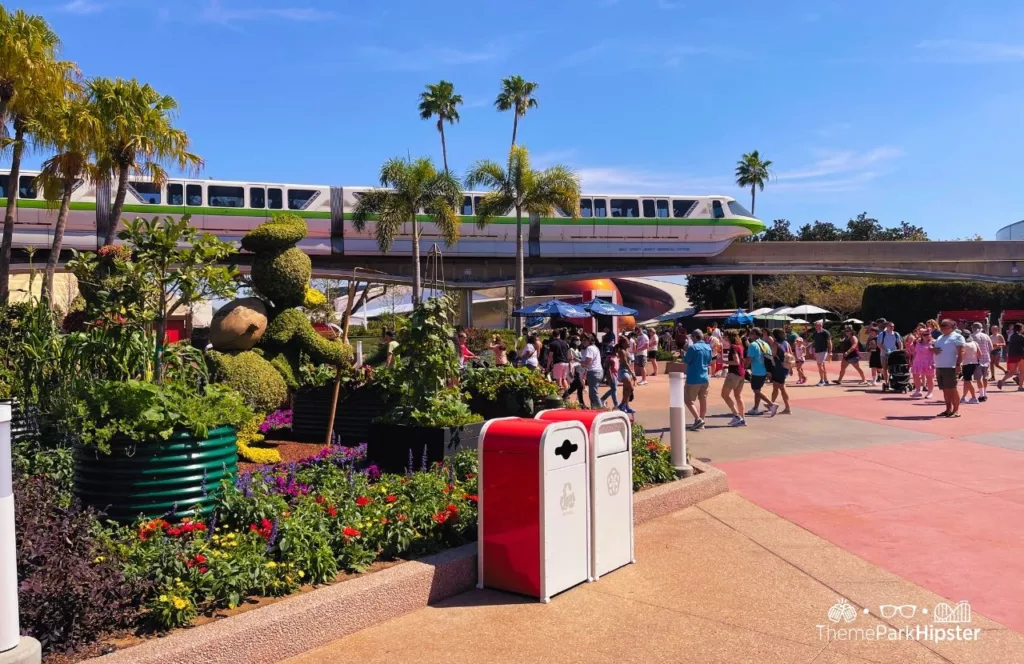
[367,421,484,474]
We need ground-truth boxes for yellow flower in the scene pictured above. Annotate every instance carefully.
[93,556,106,563]
[159,595,168,602]
[297,570,304,578]
[173,598,188,610]
[266,561,277,569]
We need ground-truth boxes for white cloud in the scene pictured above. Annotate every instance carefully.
[59,0,107,14]
[562,42,724,69]
[198,0,335,25]
[775,147,903,181]
[532,149,580,169]
[576,167,731,193]
[359,43,507,72]
[916,39,1024,63]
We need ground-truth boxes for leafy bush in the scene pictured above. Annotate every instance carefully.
[462,328,517,355]
[861,281,1024,332]
[462,366,558,418]
[240,212,307,253]
[655,348,676,361]
[252,248,312,309]
[15,476,144,655]
[264,309,353,365]
[299,361,338,388]
[236,414,282,464]
[207,349,289,412]
[60,380,253,453]
[631,423,676,490]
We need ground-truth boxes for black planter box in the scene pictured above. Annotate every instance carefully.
[367,421,484,474]
[290,385,336,442]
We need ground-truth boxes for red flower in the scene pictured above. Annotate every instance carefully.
[199,567,208,574]
[194,554,207,564]
[444,483,453,494]
[446,503,459,514]
[343,527,361,538]
[355,496,371,508]
[465,494,479,503]
[431,512,449,525]
[315,495,326,505]
[185,559,195,568]
[327,505,338,518]
[397,514,408,522]
[194,523,207,532]
[385,494,397,504]
[466,473,476,480]
[167,527,182,537]
[380,517,390,524]
[250,518,274,541]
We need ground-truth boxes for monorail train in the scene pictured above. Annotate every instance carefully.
[0,171,765,257]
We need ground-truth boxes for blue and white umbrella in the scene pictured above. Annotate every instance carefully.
[581,298,638,317]
[724,309,755,325]
[513,298,591,319]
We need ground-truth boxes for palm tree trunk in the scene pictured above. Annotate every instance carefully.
[105,162,130,245]
[511,113,519,150]
[748,185,756,310]
[155,290,167,384]
[750,185,756,215]
[0,122,26,305]
[439,121,449,174]
[411,216,421,306]
[514,205,524,327]
[45,179,74,307]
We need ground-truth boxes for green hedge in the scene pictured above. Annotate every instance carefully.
[207,350,288,412]
[861,282,1024,331]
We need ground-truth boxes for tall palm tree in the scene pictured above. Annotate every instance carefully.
[89,77,202,245]
[418,80,463,174]
[735,150,773,309]
[465,146,580,319]
[494,75,538,150]
[0,8,71,304]
[351,157,462,306]
[31,92,101,305]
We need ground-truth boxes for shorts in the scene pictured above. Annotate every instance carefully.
[771,367,789,385]
[844,355,860,364]
[750,374,767,391]
[724,373,745,390]
[936,367,957,390]
[684,383,708,402]
[795,358,805,365]
[551,363,569,381]
[618,367,630,383]
[635,354,647,367]
[961,364,978,381]
[647,350,657,359]
[1009,355,1023,367]
[815,351,828,364]
[990,349,1003,362]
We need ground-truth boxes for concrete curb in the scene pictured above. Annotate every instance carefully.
[89,462,727,664]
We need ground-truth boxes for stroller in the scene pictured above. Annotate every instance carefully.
[884,349,911,393]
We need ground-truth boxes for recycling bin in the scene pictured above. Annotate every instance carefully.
[477,417,591,603]
[536,409,634,579]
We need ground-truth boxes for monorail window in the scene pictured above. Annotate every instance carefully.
[168,184,183,205]
[209,185,244,208]
[657,199,669,218]
[642,200,656,218]
[288,188,317,210]
[610,199,639,218]
[462,196,473,215]
[474,196,483,211]
[727,200,752,217]
[594,199,607,217]
[0,175,8,198]
[673,200,696,218]
[186,184,203,206]
[130,181,162,204]
[250,188,265,209]
[712,199,725,219]
[269,188,283,209]
[19,176,37,199]
[580,199,592,218]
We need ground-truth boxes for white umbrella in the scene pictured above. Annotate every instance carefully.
[749,307,774,316]
[787,304,831,316]
[843,318,864,324]
[789,318,810,324]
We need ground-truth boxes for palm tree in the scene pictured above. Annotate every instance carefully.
[0,8,71,304]
[89,77,202,246]
[465,146,580,320]
[418,80,463,174]
[31,92,101,305]
[351,157,462,306]
[494,75,538,150]
[735,150,773,310]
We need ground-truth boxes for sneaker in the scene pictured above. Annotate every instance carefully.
[728,415,746,427]
[963,397,978,404]
[767,404,780,417]
[911,390,922,398]
[691,418,706,431]
[924,392,933,400]
[745,408,761,416]
[979,395,988,403]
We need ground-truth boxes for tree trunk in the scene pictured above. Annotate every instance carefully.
[748,185,756,310]
[511,113,519,150]
[341,281,357,343]
[105,162,130,245]
[411,217,421,306]
[154,291,167,384]
[514,205,524,328]
[750,185,756,215]
[45,179,74,307]
[439,120,449,174]
[0,122,26,305]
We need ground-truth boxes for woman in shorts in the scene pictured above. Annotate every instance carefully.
[768,329,792,414]
[833,327,869,385]
[720,331,746,426]
[615,337,637,415]
[646,328,659,376]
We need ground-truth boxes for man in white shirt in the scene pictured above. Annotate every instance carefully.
[634,327,649,385]
[877,319,901,387]
[971,322,992,402]
[931,319,965,418]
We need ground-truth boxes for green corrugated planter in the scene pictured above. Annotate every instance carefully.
[73,426,238,524]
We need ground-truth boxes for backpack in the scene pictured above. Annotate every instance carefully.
[755,340,775,372]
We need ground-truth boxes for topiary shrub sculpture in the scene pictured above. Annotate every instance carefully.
[206,350,288,413]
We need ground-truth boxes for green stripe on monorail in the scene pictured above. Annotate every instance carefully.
[0,198,764,233]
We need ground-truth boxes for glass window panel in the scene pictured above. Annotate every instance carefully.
[672,199,696,218]
[268,188,283,209]
[610,199,639,218]
[580,198,592,218]
[657,199,670,218]
[288,188,317,210]
[186,184,203,206]
[642,200,656,217]
[594,199,607,217]
[130,181,162,204]
[168,183,183,205]
[19,176,37,199]
[249,187,265,208]
[208,185,245,208]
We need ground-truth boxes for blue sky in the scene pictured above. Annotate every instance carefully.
[24,0,1024,243]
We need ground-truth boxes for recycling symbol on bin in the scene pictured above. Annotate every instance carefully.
[560,482,576,514]
[607,468,621,496]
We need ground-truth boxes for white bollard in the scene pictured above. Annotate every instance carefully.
[355,340,364,368]
[668,373,693,478]
[0,403,19,653]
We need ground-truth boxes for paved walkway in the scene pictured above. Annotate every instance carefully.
[288,493,1024,664]
[632,364,1024,635]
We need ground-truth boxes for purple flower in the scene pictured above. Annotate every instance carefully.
[266,518,279,551]
[364,464,381,481]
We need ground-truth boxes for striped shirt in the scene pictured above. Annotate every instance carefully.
[972,332,993,365]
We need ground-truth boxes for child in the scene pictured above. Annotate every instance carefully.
[910,326,935,399]
[867,337,882,384]
[793,332,807,384]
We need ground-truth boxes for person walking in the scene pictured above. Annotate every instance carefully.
[547,328,571,391]
[721,330,747,426]
[489,334,509,367]
[634,326,650,385]
[932,319,965,417]
[910,324,935,399]
[682,330,713,430]
[562,335,585,405]
[877,320,901,389]
[581,334,605,409]
[768,328,793,414]
[599,337,620,410]
[834,326,869,385]
[793,331,808,384]
[645,328,659,377]
[989,324,1006,381]
[961,329,981,404]
[615,336,637,416]
[520,333,540,370]
[811,320,832,385]
[998,323,1024,390]
[745,329,779,417]
[971,322,992,402]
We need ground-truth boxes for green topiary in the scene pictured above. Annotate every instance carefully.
[268,349,300,390]
[264,308,353,365]
[207,350,289,413]
[240,212,307,253]
[251,248,312,309]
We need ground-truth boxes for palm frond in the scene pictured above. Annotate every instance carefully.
[464,159,507,190]
[474,191,514,229]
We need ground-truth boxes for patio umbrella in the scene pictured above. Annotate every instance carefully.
[843,318,864,324]
[788,318,810,325]
[512,298,591,319]
[749,307,774,316]
[724,309,755,325]
[581,297,638,317]
[787,304,831,316]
